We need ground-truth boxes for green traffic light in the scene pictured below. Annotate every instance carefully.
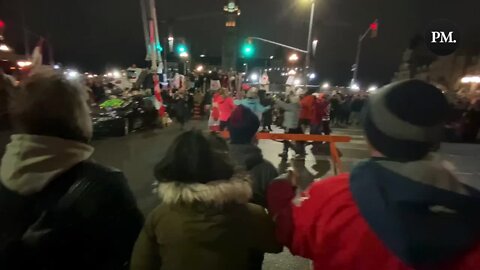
[177,44,187,54]
[156,43,163,52]
[242,42,255,58]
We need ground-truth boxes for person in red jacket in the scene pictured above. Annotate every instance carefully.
[267,80,480,270]
[217,88,236,131]
[298,89,315,132]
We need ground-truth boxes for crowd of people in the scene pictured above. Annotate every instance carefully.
[1,67,480,270]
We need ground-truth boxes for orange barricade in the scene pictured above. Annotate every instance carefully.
[193,105,201,120]
[220,131,352,174]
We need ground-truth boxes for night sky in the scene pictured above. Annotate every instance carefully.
[1,0,479,85]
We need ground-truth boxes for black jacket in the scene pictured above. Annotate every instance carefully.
[0,161,144,270]
[229,144,278,208]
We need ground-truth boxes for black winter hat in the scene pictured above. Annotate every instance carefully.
[228,105,260,144]
[363,80,449,161]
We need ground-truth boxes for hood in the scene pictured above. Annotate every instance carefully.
[350,156,480,267]
[229,144,264,171]
[0,134,94,195]
[157,173,252,207]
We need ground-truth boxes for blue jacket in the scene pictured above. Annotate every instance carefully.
[234,98,269,120]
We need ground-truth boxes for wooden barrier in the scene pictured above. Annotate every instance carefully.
[220,131,352,174]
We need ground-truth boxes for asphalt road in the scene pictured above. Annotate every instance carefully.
[91,120,369,270]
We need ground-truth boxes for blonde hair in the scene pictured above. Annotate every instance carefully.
[9,70,93,142]
[218,87,228,98]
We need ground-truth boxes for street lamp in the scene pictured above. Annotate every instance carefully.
[195,65,204,72]
[243,63,248,75]
[350,83,360,91]
[303,0,316,91]
[289,53,299,62]
[367,85,378,92]
[250,73,259,82]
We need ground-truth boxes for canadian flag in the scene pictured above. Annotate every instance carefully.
[153,74,165,116]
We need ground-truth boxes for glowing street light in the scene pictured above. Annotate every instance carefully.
[67,70,79,79]
[0,44,11,52]
[269,55,274,60]
[288,53,299,62]
[350,83,360,91]
[309,73,316,80]
[250,73,259,81]
[322,82,330,89]
[200,54,206,58]
[112,71,121,79]
[368,85,378,92]
[195,65,204,72]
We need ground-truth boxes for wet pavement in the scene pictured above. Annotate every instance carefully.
[91,120,370,270]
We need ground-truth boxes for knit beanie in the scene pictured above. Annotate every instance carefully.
[228,105,260,144]
[363,80,449,161]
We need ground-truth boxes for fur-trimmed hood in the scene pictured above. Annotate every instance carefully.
[157,174,252,206]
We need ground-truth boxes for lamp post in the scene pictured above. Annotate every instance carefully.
[304,0,315,92]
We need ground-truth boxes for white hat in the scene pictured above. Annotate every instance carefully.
[296,88,307,96]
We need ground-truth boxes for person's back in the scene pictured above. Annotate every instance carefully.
[268,80,480,270]
[131,131,281,270]
[227,105,278,207]
[141,191,276,270]
[0,70,143,270]
[299,94,315,122]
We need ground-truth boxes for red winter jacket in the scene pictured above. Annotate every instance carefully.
[217,96,236,122]
[311,98,329,125]
[267,173,480,270]
[300,95,315,120]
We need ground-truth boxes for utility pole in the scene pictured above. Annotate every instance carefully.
[139,0,163,73]
[304,0,315,92]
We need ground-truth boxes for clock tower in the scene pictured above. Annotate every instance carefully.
[222,1,241,72]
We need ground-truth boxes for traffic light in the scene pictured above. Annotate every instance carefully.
[176,44,188,54]
[0,20,5,36]
[176,43,189,58]
[241,40,255,58]
[370,20,378,38]
[156,43,163,53]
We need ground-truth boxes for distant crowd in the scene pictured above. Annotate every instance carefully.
[1,68,480,270]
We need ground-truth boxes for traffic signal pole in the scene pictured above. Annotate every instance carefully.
[248,37,307,54]
[351,19,378,85]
